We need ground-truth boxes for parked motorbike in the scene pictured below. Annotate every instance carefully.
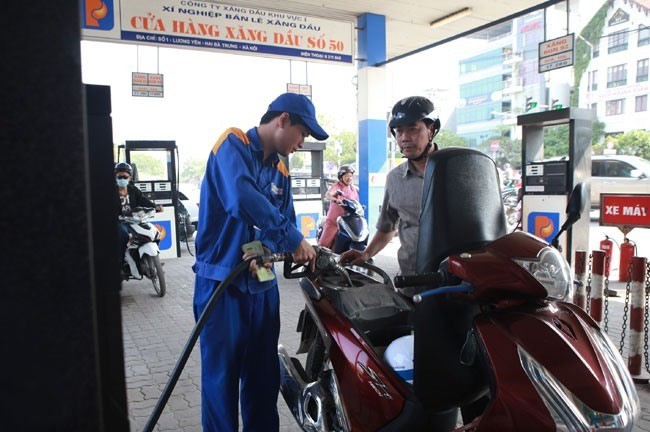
[278,148,638,431]
[501,186,521,232]
[317,190,369,254]
[119,207,167,297]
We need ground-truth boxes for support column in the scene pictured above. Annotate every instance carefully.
[357,13,387,233]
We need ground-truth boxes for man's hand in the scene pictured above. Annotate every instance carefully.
[339,249,370,266]
[242,246,273,276]
[292,239,316,272]
[155,205,163,212]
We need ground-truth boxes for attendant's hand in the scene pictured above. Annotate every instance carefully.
[292,239,316,272]
[243,246,273,276]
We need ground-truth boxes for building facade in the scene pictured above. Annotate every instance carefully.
[579,0,650,135]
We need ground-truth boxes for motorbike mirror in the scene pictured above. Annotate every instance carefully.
[550,182,587,248]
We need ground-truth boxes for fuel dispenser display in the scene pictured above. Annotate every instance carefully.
[286,141,326,242]
[517,108,593,263]
[118,140,181,259]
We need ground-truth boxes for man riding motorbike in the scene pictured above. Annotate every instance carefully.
[115,162,162,266]
[317,165,360,249]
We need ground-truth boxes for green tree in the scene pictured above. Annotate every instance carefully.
[180,157,207,186]
[611,130,650,159]
[542,125,570,157]
[435,129,467,148]
[475,127,522,169]
[129,154,165,180]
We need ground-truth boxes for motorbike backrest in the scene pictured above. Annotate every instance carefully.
[413,147,504,412]
[416,147,506,273]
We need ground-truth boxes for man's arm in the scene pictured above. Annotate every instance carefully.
[210,132,303,253]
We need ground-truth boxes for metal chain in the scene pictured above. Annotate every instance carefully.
[586,253,592,314]
[619,259,634,353]
[619,275,631,354]
[604,255,610,332]
[643,263,650,372]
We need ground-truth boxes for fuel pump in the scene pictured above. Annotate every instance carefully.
[283,141,326,242]
[117,140,181,259]
[517,108,593,264]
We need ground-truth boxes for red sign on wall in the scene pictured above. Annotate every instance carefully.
[600,194,650,228]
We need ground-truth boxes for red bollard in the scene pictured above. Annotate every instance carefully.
[628,256,649,383]
[590,250,606,325]
[599,236,613,277]
[574,250,587,310]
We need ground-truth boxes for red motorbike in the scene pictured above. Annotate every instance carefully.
[278,148,639,431]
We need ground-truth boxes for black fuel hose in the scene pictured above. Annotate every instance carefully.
[143,257,254,432]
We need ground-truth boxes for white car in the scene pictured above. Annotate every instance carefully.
[591,155,650,207]
[178,190,199,227]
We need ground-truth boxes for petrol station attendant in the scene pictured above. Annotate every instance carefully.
[192,93,328,432]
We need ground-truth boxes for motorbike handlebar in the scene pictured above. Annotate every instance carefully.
[393,272,446,289]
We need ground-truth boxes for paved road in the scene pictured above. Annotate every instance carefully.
[122,226,650,431]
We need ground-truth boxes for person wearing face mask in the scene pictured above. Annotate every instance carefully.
[192,93,328,432]
[339,96,441,295]
[115,162,162,267]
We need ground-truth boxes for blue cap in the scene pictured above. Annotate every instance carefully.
[267,93,329,141]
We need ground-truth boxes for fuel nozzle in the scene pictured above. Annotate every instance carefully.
[314,247,353,287]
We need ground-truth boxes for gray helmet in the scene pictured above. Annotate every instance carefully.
[114,162,133,176]
[337,165,355,181]
[389,96,441,137]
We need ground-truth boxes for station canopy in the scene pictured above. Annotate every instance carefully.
[236,0,560,61]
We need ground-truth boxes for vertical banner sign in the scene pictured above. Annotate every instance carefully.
[81,0,354,65]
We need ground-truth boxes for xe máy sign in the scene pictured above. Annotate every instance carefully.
[600,194,650,228]
[80,0,354,64]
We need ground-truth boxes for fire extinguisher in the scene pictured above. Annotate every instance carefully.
[619,237,637,282]
[599,235,614,278]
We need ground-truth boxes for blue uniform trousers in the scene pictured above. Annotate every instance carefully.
[193,276,281,432]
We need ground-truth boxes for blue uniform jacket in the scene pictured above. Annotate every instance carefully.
[193,127,304,293]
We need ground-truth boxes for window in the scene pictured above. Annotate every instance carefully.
[636,95,648,112]
[592,160,602,176]
[607,64,627,88]
[608,30,628,54]
[637,59,649,82]
[591,103,597,112]
[593,42,600,58]
[639,25,650,47]
[589,70,598,90]
[604,160,634,177]
[606,99,625,116]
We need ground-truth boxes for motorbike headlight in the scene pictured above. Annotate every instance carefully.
[519,340,638,431]
[513,247,571,300]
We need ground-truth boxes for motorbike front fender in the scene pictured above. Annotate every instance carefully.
[138,242,160,258]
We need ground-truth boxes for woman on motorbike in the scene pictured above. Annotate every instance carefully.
[317,165,359,249]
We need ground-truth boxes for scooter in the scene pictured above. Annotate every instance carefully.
[119,207,167,297]
[317,190,370,254]
[501,187,521,232]
[278,147,639,431]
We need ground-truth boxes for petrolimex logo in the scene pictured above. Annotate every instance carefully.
[81,0,114,30]
[527,211,560,242]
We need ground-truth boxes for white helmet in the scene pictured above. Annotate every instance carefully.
[384,334,414,384]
